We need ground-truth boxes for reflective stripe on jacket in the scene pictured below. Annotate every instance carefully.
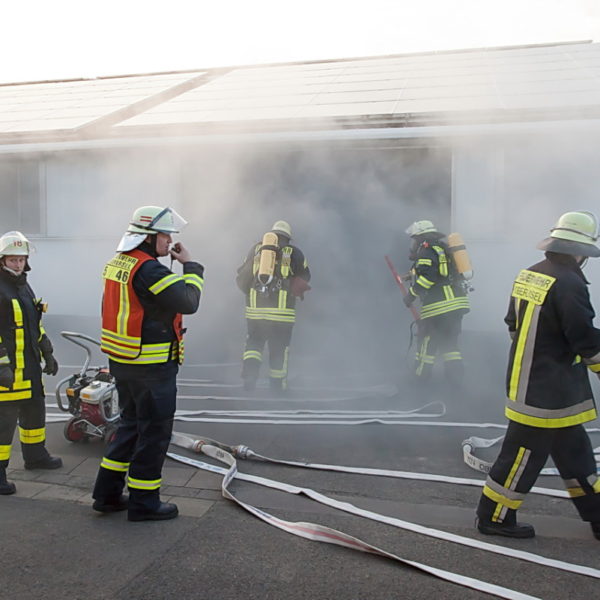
[0,270,44,401]
[504,255,600,428]
[408,240,469,320]
[240,239,310,323]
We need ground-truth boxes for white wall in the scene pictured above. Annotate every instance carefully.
[452,130,600,332]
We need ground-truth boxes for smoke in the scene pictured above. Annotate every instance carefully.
[5,123,600,407]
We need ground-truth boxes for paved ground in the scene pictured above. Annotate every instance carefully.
[2,329,600,600]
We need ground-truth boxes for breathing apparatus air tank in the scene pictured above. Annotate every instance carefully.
[447,232,473,280]
[257,232,279,285]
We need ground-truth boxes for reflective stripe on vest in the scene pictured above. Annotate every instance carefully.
[101,250,185,365]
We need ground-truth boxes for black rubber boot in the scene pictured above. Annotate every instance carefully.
[0,467,16,495]
[477,518,535,539]
[591,522,600,541]
[24,455,63,470]
[128,502,179,522]
[93,494,129,513]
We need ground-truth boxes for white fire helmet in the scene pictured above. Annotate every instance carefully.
[405,220,438,237]
[537,211,600,258]
[0,231,34,258]
[271,220,292,239]
[117,206,188,252]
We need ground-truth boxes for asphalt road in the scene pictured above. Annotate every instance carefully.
[1,327,600,600]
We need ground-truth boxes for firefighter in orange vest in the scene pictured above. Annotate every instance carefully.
[0,231,61,495]
[92,206,204,521]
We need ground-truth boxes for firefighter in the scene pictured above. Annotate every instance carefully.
[236,220,310,394]
[403,220,470,384]
[92,206,204,521]
[476,211,600,540]
[0,231,62,496]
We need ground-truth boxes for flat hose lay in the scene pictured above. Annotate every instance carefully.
[45,399,447,425]
[169,433,600,586]
[168,443,540,600]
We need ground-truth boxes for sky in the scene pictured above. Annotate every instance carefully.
[2,0,600,84]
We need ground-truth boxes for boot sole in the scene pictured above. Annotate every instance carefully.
[0,487,16,495]
[93,503,128,513]
[24,463,63,470]
[128,510,179,522]
[477,525,535,539]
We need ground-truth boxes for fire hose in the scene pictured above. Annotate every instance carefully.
[462,433,600,476]
[168,433,600,600]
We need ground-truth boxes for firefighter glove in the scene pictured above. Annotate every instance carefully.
[403,293,416,307]
[0,365,14,389]
[39,335,59,376]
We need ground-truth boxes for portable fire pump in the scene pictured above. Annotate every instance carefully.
[55,331,120,444]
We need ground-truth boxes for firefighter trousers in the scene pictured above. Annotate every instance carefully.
[242,319,293,391]
[414,313,464,383]
[0,380,51,467]
[477,420,600,525]
[92,370,177,513]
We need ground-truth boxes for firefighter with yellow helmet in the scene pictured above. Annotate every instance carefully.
[404,220,470,385]
[236,220,311,394]
[0,231,62,496]
[92,206,204,520]
[476,211,600,540]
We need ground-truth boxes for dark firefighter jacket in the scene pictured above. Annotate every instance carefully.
[0,267,47,401]
[236,235,310,324]
[407,236,469,319]
[504,252,600,428]
[102,242,204,378]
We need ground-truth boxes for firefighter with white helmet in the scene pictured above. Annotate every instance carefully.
[0,231,62,496]
[404,219,470,385]
[92,206,205,521]
[236,220,311,394]
[476,211,600,540]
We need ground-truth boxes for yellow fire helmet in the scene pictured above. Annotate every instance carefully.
[537,211,600,257]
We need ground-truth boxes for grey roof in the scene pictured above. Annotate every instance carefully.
[2,40,600,144]
[0,71,208,140]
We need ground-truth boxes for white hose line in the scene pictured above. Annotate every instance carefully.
[168,447,600,581]
[181,362,239,368]
[168,448,541,600]
[462,436,600,476]
[249,453,569,500]
[169,432,568,508]
[176,380,399,394]
[44,401,447,425]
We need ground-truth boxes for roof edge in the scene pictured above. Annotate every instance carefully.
[0,39,593,88]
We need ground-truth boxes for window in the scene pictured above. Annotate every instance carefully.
[0,158,43,234]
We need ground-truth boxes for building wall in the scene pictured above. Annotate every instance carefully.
[452,129,600,333]
[1,142,451,377]
[5,129,600,378]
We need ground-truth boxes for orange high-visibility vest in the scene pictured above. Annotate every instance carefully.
[100,249,183,365]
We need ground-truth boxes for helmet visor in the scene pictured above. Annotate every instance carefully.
[149,207,188,234]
